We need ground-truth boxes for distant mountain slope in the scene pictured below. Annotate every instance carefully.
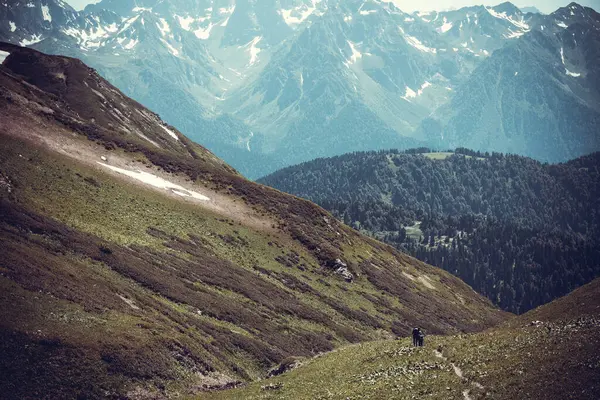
[3,1,598,175]
[419,3,600,162]
[3,0,584,178]
[0,45,506,398]
[520,6,543,14]
[258,149,600,313]
[206,277,600,400]
[414,2,537,55]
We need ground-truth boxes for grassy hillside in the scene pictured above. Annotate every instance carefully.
[0,44,506,399]
[205,278,600,400]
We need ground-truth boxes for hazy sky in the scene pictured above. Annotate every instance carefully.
[65,0,99,10]
[64,0,600,14]
[392,0,600,13]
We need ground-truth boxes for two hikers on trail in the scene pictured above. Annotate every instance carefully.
[412,327,425,347]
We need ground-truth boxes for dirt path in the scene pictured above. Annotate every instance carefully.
[434,349,482,400]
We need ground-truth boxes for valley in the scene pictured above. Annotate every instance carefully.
[0,44,506,399]
[205,277,600,400]
[1,1,599,398]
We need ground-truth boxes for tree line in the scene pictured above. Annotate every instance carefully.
[259,149,600,313]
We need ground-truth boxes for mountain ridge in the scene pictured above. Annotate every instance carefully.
[3,1,598,177]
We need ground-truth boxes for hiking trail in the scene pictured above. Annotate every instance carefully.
[434,349,483,400]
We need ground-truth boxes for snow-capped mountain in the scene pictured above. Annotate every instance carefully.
[418,3,600,162]
[414,2,538,56]
[0,0,78,45]
[1,0,599,176]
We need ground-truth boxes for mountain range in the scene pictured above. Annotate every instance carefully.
[1,1,599,178]
[2,21,600,399]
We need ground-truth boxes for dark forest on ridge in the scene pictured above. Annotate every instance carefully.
[260,149,600,313]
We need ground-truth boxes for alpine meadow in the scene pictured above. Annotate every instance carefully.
[1,1,599,399]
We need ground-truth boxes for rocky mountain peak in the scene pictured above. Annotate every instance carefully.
[492,1,523,16]
[0,0,77,45]
[551,2,600,27]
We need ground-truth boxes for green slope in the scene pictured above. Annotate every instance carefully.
[0,44,506,398]
[205,278,600,400]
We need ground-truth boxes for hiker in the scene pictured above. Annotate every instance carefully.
[418,329,425,347]
[412,327,419,347]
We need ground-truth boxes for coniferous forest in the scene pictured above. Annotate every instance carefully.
[259,149,600,313]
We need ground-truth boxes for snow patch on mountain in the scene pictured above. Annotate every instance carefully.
[118,37,138,50]
[157,18,170,36]
[556,21,568,28]
[9,21,16,32]
[0,50,9,63]
[219,6,235,15]
[505,30,526,39]
[20,34,42,46]
[159,124,180,141]
[160,38,180,56]
[280,2,317,27]
[63,22,119,49]
[118,15,140,35]
[402,86,417,100]
[486,6,529,30]
[247,36,262,65]
[194,23,214,40]
[418,81,431,95]
[402,81,433,101]
[399,27,437,54]
[246,131,254,152]
[437,17,453,33]
[175,15,196,31]
[345,41,362,66]
[560,47,581,77]
[41,5,51,22]
[97,163,210,201]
